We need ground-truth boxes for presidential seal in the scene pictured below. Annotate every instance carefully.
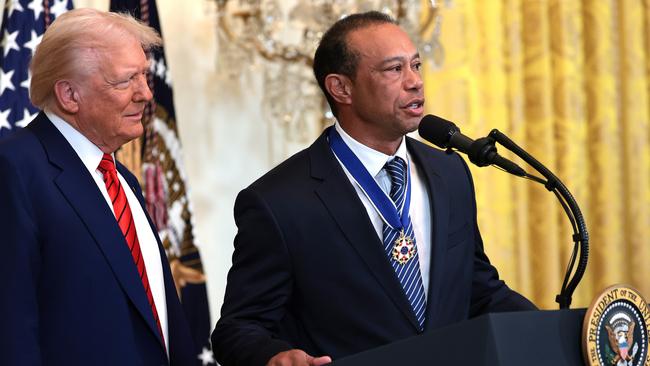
[583,285,650,366]
[392,230,415,265]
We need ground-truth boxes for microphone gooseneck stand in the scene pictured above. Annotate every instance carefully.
[470,130,589,309]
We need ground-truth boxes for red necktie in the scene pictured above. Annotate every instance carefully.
[97,153,165,345]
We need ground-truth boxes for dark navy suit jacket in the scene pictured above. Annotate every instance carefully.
[211,127,536,366]
[0,113,195,365]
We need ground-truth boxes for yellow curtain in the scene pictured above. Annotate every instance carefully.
[423,0,650,309]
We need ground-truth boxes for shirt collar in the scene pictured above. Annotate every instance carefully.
[45,109,111,173]
[334,122,408,177]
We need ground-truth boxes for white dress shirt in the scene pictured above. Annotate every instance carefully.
[333,122,432,297]
[46,110,169,351]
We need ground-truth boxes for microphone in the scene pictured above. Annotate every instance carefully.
[418,115,526,177]
[420,115,588,309]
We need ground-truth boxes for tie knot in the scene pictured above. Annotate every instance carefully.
[97,153,116,174]
[384,157,407,186]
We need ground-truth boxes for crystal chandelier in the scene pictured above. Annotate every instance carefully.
[214,0,450,161]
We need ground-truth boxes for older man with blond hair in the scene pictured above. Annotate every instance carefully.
[0,8,195,365]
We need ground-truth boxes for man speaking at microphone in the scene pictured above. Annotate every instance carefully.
[212,11,536,366]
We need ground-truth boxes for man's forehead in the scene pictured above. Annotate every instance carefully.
[347,23,417,60]
[92,45,149,77]
[348,23,409,41]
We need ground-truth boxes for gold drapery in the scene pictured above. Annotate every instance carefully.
[423,0,650,309]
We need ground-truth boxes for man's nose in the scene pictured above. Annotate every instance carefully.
[404,66,423,90]
[133,73,153,102]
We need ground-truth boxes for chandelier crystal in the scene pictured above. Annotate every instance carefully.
[215,0,449,161]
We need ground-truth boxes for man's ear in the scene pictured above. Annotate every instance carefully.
[53,80,80,114]
[324,74,352,105]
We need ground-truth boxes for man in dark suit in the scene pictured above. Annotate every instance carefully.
[0,8,195,365]
[211,11,536,366]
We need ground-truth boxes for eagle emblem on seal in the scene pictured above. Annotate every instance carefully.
[605,313,638,366]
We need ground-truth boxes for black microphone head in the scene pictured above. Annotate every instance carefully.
[418,115,460,149]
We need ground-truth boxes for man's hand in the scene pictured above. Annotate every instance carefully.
[267,349,332,366]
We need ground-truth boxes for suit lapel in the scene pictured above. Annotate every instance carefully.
[28,114,163,344]
[310,128,421,330]
[406,138,450,331]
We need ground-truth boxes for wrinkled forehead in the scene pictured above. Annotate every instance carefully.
[74,35,149,75]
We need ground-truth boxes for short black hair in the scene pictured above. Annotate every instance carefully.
[313,11,397,117]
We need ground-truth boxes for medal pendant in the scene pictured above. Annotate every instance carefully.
[392,229,416,265]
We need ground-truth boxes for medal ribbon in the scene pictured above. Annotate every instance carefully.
[328,127,411,231]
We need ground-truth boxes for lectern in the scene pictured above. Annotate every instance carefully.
[331,309,586,365]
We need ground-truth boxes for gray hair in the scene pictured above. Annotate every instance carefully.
[30,8,162,109]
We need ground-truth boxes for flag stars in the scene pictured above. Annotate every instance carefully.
[15,108,36,128]
[0,69,16,95]
[50,0,69,19]
[197,347,216,365]
[156,57,166,79]
[0,109,12,130]
[5,0,24,18]
[20,71,31,91]
[27,0,44,20]
[23,30,42,55]
[1,0,72,137]
[2,29,20,57]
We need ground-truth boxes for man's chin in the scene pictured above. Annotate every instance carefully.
[402,117,422,134]
[123,125,145,142]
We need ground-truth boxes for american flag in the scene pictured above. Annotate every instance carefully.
[0,0,73,138]
[109,1,214,365]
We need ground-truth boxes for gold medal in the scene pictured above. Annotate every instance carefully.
[392,229,416,265]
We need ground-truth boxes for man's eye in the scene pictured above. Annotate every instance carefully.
[413,62,422,71]
[388,65,402,72]
[115,80,130,89]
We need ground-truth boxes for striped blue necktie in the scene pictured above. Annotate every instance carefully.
[382,157,427,330]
